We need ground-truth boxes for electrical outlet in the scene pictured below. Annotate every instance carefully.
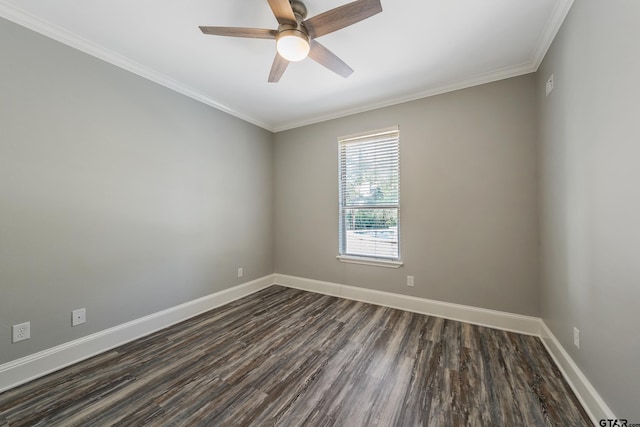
[546,74,554,96]
[237,267,243,278]
[573,327,580,349]
[72,308,86,326]
[407,276,414,287]
[12,322,31,343]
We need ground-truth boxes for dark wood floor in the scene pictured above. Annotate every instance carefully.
[0,285,591,426]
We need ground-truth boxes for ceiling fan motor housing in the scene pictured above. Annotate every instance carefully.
[277,22,308,39]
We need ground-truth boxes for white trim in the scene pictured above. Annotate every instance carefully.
[531,0,575,70]
[0,2,273,132]
[0,274,275,393]
[539,321,615,425]
[275,274,613,423]
[272,0,574,132]
[274,274,540,335]
[0,0,573,133]
[338,126,399,143]
[336,255,403,268]
[272,62,536,132]
[0,270,612,425]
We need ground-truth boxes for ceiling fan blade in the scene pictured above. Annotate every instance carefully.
[303,0,382,39]
[267,0,297,25]
[268,53,290,82]
[199,26,277,39]
[308,40,354,78]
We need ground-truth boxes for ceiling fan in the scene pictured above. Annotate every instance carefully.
[199,0,383,82]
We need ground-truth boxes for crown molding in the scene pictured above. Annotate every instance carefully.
[272,61,536,132]
[0,2,274,132]
[531,0,575,70]
[273,0,575,132]
[1,0,574,133]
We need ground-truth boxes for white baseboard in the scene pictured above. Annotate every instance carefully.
[539,321,614,425]
[275,274,614,424]
[274,274,541,335]
[1,272,613,426]
[0,274,275,393]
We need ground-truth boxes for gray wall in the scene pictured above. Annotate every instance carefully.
[537,1,640,420]
[0,17,274,364]
[5,1,636,417]
[274,75,540,316]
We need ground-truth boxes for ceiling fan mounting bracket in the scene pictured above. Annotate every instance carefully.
[289,1,308,21]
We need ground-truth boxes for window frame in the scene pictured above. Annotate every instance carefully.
[337,126,403,268]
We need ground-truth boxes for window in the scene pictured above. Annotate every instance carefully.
[338,127,401,267]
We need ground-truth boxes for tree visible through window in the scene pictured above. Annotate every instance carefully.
[338,127,400,260]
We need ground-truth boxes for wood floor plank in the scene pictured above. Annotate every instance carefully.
[0,286,592,426]
[371,355,414,426]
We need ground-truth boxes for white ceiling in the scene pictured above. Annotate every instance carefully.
[0,0,573,131]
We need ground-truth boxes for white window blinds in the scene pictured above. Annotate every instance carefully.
[338,127,400,260]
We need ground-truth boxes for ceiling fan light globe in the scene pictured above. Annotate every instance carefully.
[276,31,310,62]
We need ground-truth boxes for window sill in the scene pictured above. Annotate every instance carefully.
[336,255,404,268]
